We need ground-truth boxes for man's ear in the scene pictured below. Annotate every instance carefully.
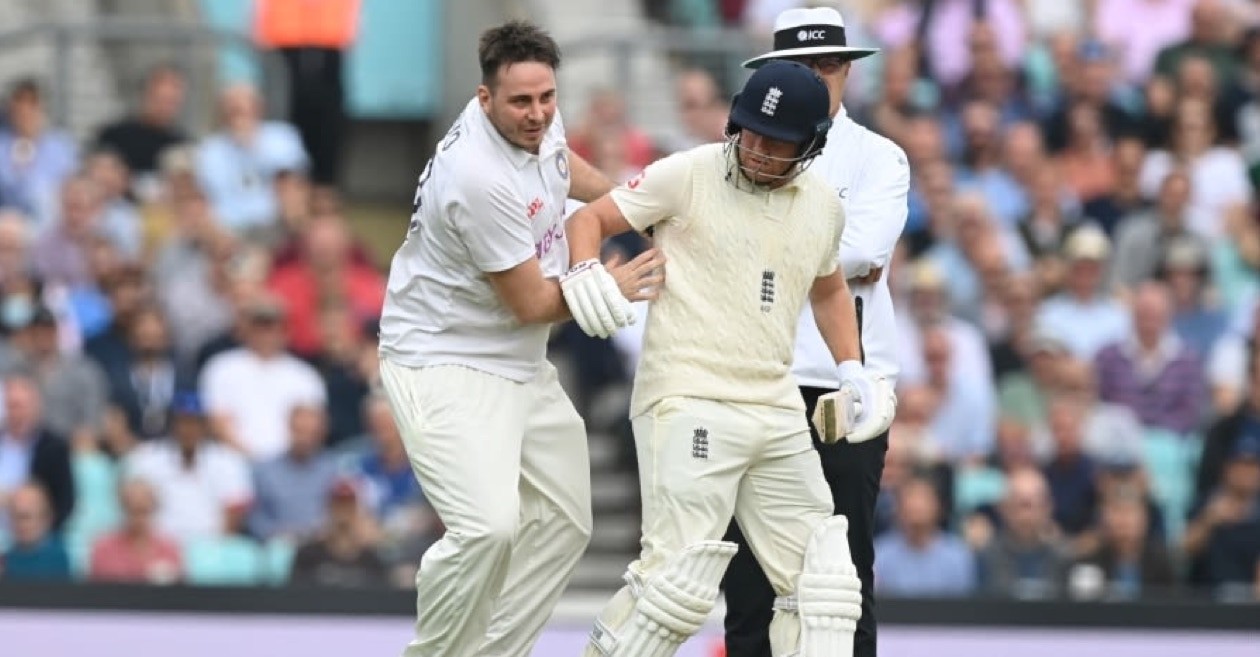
[477,84,492,113]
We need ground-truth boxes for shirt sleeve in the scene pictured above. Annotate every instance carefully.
[839,140,910,279]
[609,149,695,233]
[452,175,536,273]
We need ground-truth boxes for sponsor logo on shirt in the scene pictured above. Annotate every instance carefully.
[527,197,545,220]
[535,221,565,259]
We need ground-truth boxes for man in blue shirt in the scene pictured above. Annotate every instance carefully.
[874,477,976,596]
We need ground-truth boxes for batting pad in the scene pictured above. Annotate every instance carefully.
[772,515,863,656]
[587,541,738,657]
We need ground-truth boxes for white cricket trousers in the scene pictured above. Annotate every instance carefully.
[379,359,593,657]
[607,395,834,627]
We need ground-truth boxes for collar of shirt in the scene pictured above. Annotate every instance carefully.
[1121,331,1182,375]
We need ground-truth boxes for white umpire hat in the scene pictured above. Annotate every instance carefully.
[743,7,880,69]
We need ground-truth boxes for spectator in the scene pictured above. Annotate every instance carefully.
[0,374,73,530]
[987,274,1041,378]
[1056,101,1118,206]
[265,214,384,358]
[83,264,152,374]
[873,0,1027,91]
[996,328,1068,430]
[2,305,110,446]
[198,295,326,460]
[94,63,188,197]
[1162,236,1229,359]
[87,478,183,584]
[1015,165,1080,294]
[896,259,994,390]
[310,304,371,445]
[0,210,32,286]
[1111,169,1205,294]
[1206,300,1260,416]
[195,83,308,235]
[1140,97,1251,239]
[248,405,338,542]
[567,89,656,172]
[102,305,191,442]
[1183,433,1260,588]
[922,324,996,462]
[122,392,253,543]
[1053,358,1146,469]
[0,483,70,581]
[1153,0,1240,87]
[1034,225,1131,360]
[1082,136,1151,233]
[31,176,107,290]
[951,101,1028,227]
[153,189,237,368]
[1041,40,1138,153]
[1199,350,1260,500]
[1094,281,1206,434]
[0,79,78,225]
[84,148,143,260]
[1040,396,1100,537]
[976,467,1070,598]
[1094,0,1195,86]
[874,477,976,596]
[1066,484,1176,599]
[290,478,389,588]
[352,393,425,522]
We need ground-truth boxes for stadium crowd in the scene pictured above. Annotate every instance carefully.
[0,0,1258,602]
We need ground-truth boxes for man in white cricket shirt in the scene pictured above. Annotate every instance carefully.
[724,9,910,657]
[565,60,895,657]
[375,21,663,657]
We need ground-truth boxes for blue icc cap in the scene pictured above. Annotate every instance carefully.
[728,60,832,146]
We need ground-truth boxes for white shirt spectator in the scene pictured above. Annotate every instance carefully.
[895,313,995,389]
[196,121,308,231]
[123,440,253,543]
[198,347,326,460]
[1035,294,1132,361]
[1139,148,1253,240]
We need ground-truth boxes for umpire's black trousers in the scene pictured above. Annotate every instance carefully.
[721,385,889,657]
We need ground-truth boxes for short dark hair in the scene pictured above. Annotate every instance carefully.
[8,77,41,103]
[478,21,561,87]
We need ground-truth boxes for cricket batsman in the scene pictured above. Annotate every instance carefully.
[376,21,663,657]
[725,8,909,657]
[564,60,895,657]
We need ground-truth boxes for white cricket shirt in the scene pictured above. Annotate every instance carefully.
[792,106,910,389]
[612,143,844,417]
[378,99,572,382]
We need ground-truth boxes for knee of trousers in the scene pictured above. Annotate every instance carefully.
[588,541,738,657]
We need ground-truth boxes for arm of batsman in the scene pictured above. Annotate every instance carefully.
[560,259,635,339]
[811,361,897,444]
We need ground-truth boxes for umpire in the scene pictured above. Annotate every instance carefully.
[722,8,909,657]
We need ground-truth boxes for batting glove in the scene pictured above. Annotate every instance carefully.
[560,259,636,339]
[811,360,897,444]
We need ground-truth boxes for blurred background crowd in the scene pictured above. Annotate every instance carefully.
[0,0,1259,605]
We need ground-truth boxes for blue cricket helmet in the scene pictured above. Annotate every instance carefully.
[726,59,831,158]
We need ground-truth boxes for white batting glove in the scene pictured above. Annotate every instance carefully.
[811,360,897,444]
[560,259,636,339]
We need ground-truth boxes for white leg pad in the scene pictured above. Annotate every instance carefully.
[587,541,738,657]
[773,515,863,657]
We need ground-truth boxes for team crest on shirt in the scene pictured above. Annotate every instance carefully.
[556,151,569,179]
[760,270,776,313]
